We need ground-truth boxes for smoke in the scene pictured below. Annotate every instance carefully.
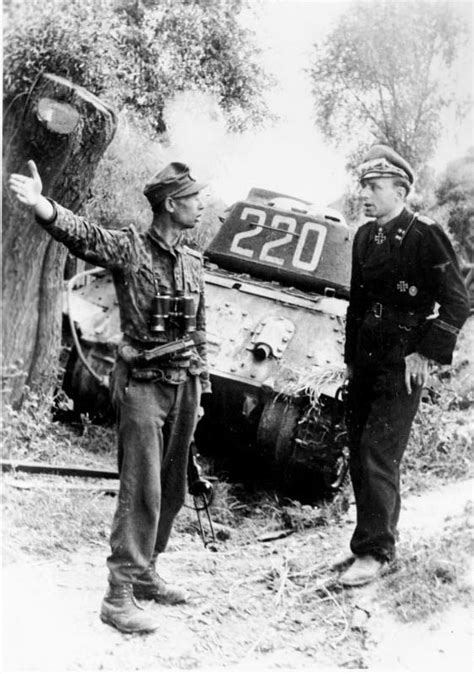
[120,2,352,212]
[162,89,349,209]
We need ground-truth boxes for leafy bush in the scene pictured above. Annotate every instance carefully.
[4,0,121,105]
[402,319,474,494]
[435,148,474,261]
[2,381,116,468]
[4,0,273,134]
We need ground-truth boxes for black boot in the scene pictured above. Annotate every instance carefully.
[100,582,160,633]
[133,565,188,605]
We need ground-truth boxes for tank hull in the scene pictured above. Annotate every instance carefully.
[64,266,349,498]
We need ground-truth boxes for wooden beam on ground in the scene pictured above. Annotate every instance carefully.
[3,476,119,494]
[1,460,118,480]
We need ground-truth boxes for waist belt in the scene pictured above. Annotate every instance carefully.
[130,367,189,383]
[368,302,428,325]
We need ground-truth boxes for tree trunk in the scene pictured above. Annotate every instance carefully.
[2,74,117,409]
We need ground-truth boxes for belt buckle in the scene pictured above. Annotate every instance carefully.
[373,302,383,319]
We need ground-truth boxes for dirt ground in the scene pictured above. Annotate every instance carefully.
[1,477,472,673]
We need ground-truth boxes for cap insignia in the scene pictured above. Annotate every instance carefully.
[397,280,409,292]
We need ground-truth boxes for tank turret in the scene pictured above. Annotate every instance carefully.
[207,187,352,297]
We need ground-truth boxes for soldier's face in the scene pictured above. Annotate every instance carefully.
[169,193,204,229]
[360,178,403,221]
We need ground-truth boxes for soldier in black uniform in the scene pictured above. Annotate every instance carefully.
[9,160,211,632]
[340,145,469,586]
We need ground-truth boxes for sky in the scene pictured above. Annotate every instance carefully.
[164,0,474,208]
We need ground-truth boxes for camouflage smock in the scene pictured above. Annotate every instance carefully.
[37,201,211,391]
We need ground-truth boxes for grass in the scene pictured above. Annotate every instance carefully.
[1,475,116,560]
[380,503,473,622]
[1,386,118,561]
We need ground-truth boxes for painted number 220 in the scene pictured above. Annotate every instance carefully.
[229,207,327,272]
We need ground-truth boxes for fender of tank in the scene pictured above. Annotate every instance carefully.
[63,188,354,500]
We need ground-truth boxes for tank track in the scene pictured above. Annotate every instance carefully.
[292,394,349,491]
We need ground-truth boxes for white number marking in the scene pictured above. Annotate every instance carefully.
[229,207,265,258]
[260,215,297,266]
[292,222,327,271]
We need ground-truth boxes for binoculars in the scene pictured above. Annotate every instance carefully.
[149,290,196,334]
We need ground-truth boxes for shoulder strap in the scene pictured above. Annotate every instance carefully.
[183,245,203,260]
[416,214,436,226]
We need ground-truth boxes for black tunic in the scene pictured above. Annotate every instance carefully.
[344,208,469,366]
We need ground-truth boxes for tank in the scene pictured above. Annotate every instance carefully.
[63,187,355,499]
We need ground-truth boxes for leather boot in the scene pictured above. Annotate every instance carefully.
[133,565,188,605]
[100,582,160,633]
[339,555,387,587]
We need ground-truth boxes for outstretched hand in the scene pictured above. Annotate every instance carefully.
[9,160,43,206]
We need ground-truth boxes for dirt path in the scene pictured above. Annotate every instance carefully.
[2,478,473,672]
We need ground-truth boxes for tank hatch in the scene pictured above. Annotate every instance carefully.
[206,189,354,298]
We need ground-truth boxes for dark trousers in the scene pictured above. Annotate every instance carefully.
[346,360,421,562]
[106,359,201,584]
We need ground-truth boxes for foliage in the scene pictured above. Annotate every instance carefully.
[403,387,473,494]
[112,0,274,133]
[402,318,474,495]
[4,0,121,106]
[2,383,116,468]
[3,0,273,135]
[435,148,474,261]
[81,113,167,231]
[308,0,468,172]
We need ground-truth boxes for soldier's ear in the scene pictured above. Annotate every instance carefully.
[395,185,407,200]
[163,196,175,214]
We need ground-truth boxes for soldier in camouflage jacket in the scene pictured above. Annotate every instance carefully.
[9,160,211,633]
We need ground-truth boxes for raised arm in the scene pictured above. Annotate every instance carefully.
[9,160,133,270]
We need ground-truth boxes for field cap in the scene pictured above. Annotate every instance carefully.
[144,162,206,206]
[358,145,414,185]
